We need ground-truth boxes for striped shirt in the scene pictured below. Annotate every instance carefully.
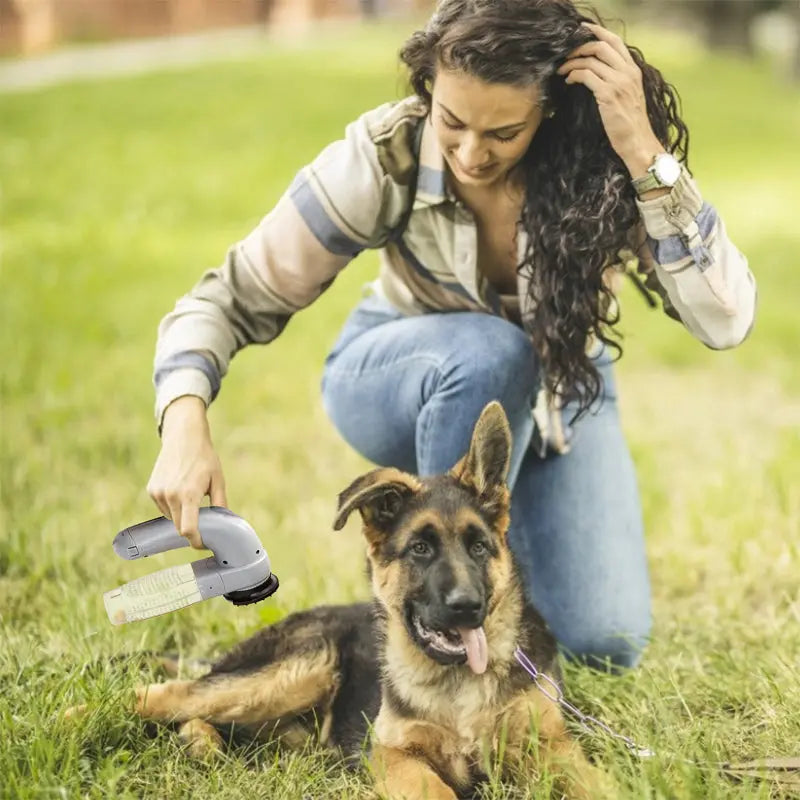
[154,96,757,449]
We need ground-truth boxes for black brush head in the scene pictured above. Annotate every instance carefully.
[223,573,280,606]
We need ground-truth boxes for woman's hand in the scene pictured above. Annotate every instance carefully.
[147,396,228,549]
[557,22,665,179]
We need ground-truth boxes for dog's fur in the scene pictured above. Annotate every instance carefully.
[72,402,610,799]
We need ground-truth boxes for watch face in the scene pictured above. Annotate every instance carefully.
[654,154,681,186]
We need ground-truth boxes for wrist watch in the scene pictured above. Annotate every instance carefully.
[632,153,682,196]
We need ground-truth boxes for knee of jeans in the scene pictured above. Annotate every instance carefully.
[559,620,651,672]
[441,318,539,402]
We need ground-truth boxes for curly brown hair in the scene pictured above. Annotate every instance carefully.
[400,0,690,418]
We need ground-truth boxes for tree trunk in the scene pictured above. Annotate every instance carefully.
[791,0,800,82]
[698,0,759,56]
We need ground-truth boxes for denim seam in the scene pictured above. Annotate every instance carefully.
[323,353,447,380]
[417,382,445,471]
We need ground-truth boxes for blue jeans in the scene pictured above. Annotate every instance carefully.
[321,294,651,669]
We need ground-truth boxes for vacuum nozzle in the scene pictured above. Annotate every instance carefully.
[224,573,280,606]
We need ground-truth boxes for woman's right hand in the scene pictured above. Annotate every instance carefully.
[147,395,228,549]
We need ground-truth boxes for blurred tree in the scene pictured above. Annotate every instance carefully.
[258,0,276,23]
[694,0,767,56]
[624,0,799,83]
[626,0,783,56]
[792,0,800,81]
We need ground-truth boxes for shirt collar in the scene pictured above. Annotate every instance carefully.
[414,115,455,208]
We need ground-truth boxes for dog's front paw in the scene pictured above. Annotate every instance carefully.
[370,743,458,800]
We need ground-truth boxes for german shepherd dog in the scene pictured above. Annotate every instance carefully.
[72,402,610,799]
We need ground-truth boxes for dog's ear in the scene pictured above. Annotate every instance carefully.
[450,402,512,518]
[333,467,422,537]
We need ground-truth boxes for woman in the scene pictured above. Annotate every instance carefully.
[148,0,756,670]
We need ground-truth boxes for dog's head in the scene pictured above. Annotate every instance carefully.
[333,401,516,675]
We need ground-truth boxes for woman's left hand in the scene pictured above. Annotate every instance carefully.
[556,22,663,176]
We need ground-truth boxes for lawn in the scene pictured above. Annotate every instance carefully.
[1,17,798,800]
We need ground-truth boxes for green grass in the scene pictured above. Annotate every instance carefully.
[1,18,799,800]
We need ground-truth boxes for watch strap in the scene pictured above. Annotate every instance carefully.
[631,171,663,196]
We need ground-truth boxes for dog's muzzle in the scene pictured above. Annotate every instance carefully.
[405,602,489,674]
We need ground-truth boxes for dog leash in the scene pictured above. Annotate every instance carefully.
[513,647,800,787]
[514,647,655,758]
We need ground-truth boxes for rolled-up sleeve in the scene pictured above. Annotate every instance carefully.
[633,167,757,350]
[153,103,407,430]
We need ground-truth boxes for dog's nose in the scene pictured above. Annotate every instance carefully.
[444,588,483,622]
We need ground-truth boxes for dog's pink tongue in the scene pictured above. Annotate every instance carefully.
[458,626,488,674]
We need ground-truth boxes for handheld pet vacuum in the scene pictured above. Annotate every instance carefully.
[104,507,279,625]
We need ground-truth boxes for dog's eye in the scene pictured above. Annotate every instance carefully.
[411,541,431,556]
[471,541,488,557]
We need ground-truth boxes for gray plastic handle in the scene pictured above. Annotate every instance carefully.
[112,507,272,596]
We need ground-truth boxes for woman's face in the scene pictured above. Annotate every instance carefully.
[430,66,544,189]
